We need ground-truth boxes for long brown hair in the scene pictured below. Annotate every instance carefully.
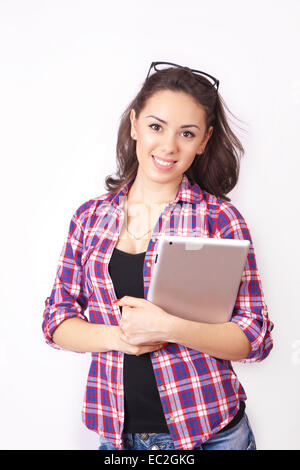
[104,66,245,201]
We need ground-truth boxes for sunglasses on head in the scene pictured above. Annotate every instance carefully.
[146,61,219,91]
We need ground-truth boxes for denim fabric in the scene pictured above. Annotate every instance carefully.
[98,413,256,450]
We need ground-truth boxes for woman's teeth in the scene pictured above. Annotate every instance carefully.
[153,156,175,167]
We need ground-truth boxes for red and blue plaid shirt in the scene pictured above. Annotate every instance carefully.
[42,174,274,450]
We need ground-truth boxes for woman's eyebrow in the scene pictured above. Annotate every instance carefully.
[145,115,200,130]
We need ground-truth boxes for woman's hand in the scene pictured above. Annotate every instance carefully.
[113,326,167,356]
[115,296,172,346]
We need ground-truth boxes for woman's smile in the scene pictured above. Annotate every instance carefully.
[152,155,177,170]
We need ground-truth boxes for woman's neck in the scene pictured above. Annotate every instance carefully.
[126,173,182,207]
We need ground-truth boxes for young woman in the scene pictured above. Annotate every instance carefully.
[42,62,274,451]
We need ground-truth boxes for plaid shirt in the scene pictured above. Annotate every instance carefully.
[42,174,274,450]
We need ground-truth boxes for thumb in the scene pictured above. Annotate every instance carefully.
[113,296,145,308]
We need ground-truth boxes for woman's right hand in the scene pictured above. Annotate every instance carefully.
[112,326,167,356]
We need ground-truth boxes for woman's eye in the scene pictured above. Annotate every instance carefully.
[182,131,195,138]
[149,123,161,131]
[149,124,195,138]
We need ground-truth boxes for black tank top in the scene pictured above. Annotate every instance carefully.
[108,247,244,434]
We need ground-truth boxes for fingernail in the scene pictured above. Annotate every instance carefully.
[113,299,120,304]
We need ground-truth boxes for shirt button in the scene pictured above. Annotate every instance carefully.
[151,445,160,450]
[153,351,159,358]
[169,415,175,422]
[161,385,166,391]
[146,262,152,267]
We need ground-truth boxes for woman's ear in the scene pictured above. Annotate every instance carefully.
[130,109,137,140]
[198,126,214,154]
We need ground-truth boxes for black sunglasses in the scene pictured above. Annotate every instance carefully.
[146,61,219,91]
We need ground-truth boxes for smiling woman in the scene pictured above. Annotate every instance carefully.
[127,89,214,193]
[42,61,273,451]
[105,63,244,202]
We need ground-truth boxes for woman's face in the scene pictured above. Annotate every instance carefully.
[130,89,213,185]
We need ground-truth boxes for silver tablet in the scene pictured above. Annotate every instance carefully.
[147,235,250,324]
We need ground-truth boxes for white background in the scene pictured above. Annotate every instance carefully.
[0,0,299,450]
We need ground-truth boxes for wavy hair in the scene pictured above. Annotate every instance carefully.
[104,66,245,201]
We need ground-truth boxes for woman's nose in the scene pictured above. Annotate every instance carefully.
[159,133,178,154]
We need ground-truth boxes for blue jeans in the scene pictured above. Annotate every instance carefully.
[98,413,256,450]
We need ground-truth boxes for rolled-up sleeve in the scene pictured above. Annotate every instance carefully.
[215,201,274,363]
[42,208,89,351]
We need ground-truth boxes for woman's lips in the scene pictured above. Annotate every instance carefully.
[152,155,176,163]
[152,155,177,171]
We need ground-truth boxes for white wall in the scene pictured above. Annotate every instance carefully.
[0,0,299,450]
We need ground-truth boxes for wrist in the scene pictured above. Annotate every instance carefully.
[94,324,119,352]
[162,311,182,343]
[108,325,119,351]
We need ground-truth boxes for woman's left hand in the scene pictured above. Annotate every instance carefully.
[116,296,172,346]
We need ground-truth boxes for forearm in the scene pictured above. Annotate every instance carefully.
[52,317,117,353]
[166,316,251,361]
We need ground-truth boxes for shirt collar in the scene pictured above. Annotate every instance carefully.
[108,174,203,209]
